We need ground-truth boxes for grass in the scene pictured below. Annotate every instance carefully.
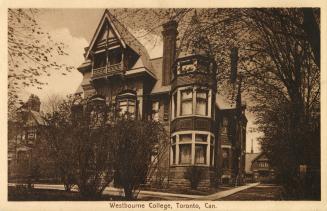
[142,186,232,196]
[8,186,124,201]
[219,184,283,200]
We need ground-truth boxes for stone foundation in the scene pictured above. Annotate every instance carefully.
[168,166,217,190]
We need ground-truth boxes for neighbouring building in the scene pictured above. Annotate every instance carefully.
[251,152,275,183]
[8,95,56,182]
[245,151,275,183]
[245,152,260,182]
[75,9,247,190]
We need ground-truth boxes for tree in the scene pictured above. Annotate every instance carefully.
[235,9,320,199]
[42,94,64,115]
[42,94,168,199]
[42,94,115,196]
[41,95,77,191]
[122,8,320,198]
[111,117,168,200]
[8,9,73,119]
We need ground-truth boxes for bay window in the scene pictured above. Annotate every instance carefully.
[171,132,214,166]
[172,86,211,118]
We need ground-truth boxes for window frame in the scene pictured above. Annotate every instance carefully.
[171,131,214,167]
[117,98,136,118]
[172,86,212,119]
[180,89,193,116]
[195,89,208,116]
[151,101,160,121]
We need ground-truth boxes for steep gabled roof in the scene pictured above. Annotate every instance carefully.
[245,152,260,173]
[252,152,269,163]
[85,9,154,73]
[30,110,47,126]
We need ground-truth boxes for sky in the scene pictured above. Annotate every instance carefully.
[22,9,261,153]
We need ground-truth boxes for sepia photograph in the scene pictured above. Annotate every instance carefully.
[3,3,325,210]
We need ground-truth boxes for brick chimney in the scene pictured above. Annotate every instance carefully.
[162,21,178,86]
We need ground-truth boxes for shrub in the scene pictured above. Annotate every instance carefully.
[185,166,203,189]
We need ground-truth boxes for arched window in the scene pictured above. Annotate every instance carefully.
[116,90,137,119]
[87,95,107,128]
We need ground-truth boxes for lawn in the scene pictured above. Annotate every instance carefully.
[219,184,283,200]
[8,186,124,201]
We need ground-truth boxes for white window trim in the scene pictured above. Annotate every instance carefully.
[221,144,232,149]
[172,86,212,120]
[171,131,215,167]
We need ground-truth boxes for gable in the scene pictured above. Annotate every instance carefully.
[94,22,119,49]
[252,152,269,165]
[84,9,154,75]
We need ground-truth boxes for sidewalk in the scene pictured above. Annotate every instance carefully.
[195,182,260,200]
[8,182,260,200]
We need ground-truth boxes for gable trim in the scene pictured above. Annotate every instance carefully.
[85,9,126,59]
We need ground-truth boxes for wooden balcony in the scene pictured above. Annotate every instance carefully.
[92,63,123,79]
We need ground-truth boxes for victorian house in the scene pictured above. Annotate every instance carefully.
[76,9,247,189]
[8,95,49,181]
[245,152,276,183]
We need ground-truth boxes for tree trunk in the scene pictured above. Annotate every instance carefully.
[124,185,134,200]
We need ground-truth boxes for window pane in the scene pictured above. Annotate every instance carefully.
[197,91,207,99]
[196,100,207,115]
[128,100,135,106]
[120,105,127,115]
[196,91,208,115]
[181,100,192,115]
[181,90,193,100]
[195,134,207,142]
[179,144,191,164]
[181,90,193,116]
[179,134,192,142]
[119,101,127,106]
[172,145,176,164]
[195,144,206,164]
[128,105,135,114]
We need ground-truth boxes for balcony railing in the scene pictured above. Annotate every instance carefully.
[92,63,123,78]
